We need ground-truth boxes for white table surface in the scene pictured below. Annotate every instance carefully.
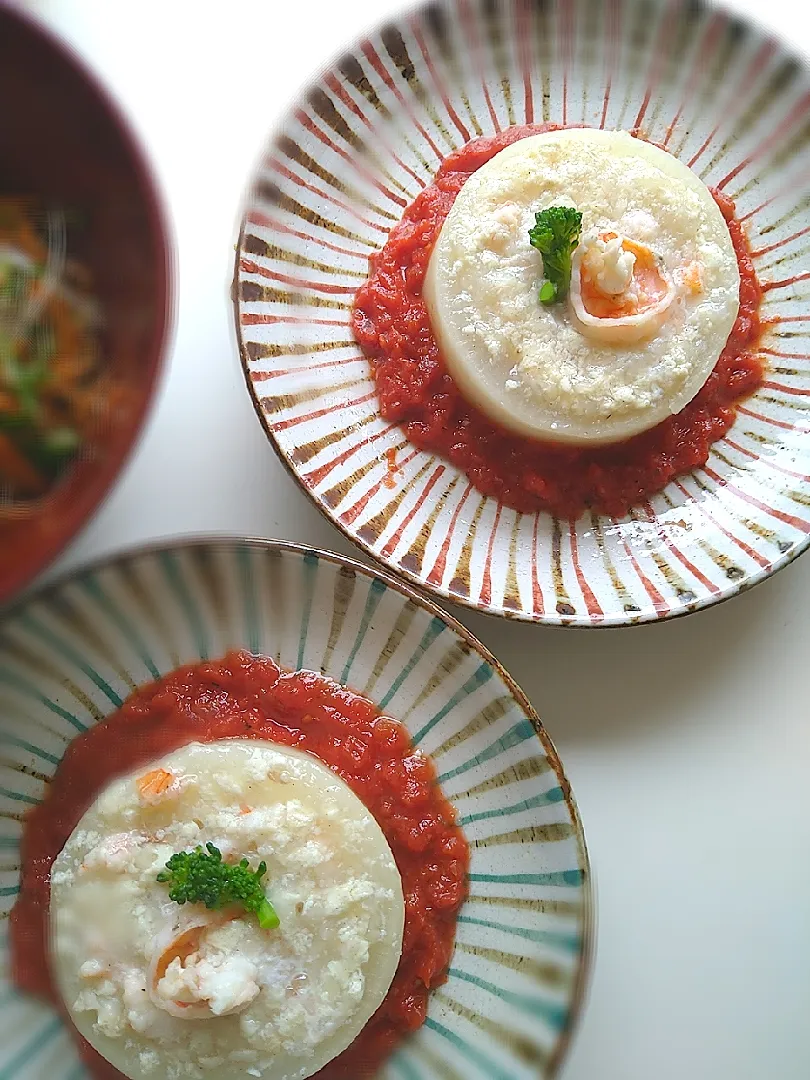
[22,1,810,1077]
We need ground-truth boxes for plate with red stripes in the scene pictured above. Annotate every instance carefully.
[234,0,810,627]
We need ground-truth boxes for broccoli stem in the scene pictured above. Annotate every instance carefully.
[257,897,280,930]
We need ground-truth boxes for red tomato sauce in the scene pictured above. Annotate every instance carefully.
[10,650,469,1079]
[352,124,764,518]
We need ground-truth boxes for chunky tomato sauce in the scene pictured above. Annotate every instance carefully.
[352,124,764,518]
[10,651,469,1079]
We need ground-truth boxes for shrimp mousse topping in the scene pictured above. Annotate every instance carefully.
[49,739,405,1080]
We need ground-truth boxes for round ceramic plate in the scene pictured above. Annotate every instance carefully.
[0,538,591,1080]
[235,0,810,627]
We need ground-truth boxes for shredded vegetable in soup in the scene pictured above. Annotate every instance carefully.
[0,199,102,502]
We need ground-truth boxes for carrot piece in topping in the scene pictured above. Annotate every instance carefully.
[136,768,175,802]
[682,261,704,295]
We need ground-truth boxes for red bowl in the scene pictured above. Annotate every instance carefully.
[0,4,171,605]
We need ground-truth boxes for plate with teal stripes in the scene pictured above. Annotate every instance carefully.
[0,538,591,1080]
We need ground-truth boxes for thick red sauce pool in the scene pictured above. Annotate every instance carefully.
[10,651,469,1079]
[352,124,764,519]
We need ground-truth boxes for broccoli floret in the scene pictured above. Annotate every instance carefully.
[528,205,583,304]
[157,842,279,930]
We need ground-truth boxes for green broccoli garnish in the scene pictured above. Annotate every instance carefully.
[528,206,583,305]
[157,843,280,930]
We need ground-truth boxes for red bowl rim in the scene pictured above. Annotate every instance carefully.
[0,3,173,607]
